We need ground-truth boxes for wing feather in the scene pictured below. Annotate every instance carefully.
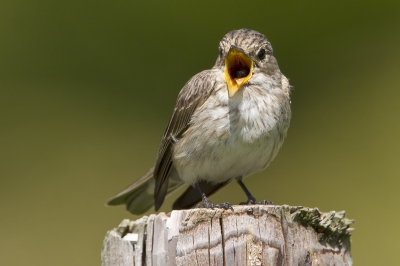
[153,70,217,209]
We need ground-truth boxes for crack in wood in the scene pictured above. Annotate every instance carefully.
[208,223,211,266]
[280,207,289,266]
[219,215,226,266]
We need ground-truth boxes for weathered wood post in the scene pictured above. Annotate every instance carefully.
[102,205,353,266]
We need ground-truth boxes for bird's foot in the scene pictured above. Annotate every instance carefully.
[196,196,233,211]
[215,202,234,211]
[258,199,274,205]
[240,196,274,205]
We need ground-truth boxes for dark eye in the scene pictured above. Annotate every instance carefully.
[257,49,266,59]
[219,47,223,57]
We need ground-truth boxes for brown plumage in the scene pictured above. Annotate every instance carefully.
[107,29,291,214]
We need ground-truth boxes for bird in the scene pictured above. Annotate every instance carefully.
[106,29,291,215]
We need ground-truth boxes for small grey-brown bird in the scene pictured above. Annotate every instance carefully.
[107,29,291,214]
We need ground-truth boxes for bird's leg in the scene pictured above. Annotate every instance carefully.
[237,179,257,204]
[195,182,233,211]
[237,179,274,205]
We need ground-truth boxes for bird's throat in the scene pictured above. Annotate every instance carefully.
[224,48,253,97]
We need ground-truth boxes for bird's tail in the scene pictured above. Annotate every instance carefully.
[106,167,156,215]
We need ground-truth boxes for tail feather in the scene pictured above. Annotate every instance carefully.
[125,184,155,214]
[106,166,185,215]
[106,167,155,215]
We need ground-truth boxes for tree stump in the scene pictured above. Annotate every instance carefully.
[101,205,353,266]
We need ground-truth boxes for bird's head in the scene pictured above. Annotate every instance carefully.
[215,29,279,97]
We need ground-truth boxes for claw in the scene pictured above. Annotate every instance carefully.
[194,182,234,211]
[216,202,234,211]
[259,199,274,205]
[195,196,233,211]
[240,197,274,205]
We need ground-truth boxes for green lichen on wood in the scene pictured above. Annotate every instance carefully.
[283,205,354,248]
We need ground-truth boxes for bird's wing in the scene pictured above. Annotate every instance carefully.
[153,70,218,210]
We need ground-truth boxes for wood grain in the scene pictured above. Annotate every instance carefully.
[101,205,353,266]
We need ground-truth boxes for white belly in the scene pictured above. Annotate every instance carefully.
[172,75,289,184]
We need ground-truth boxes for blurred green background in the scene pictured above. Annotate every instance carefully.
[1,1,399,265]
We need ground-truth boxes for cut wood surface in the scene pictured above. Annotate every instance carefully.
[102,205,353,266]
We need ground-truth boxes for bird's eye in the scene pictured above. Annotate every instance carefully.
[219,47,223,57]
[257,49,266,60]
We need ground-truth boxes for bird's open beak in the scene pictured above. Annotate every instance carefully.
[224,45,253,97]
